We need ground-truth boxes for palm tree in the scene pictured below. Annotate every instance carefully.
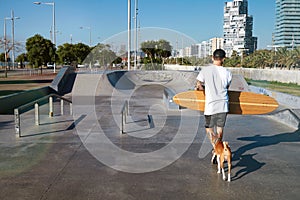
[276,47,289,69]
[288,47,300,69]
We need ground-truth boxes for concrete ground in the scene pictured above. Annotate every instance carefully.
[0,71,299,200]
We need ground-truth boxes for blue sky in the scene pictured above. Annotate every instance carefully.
[0,0,275,51]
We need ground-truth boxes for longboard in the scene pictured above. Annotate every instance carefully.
[173,90,279,115]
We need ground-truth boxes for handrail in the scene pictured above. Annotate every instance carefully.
[119,100,154,134]
[120,100,129,134]
[16,93,72,114]
[14,93,72,137]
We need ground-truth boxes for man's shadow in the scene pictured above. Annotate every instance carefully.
[231,128,300,181]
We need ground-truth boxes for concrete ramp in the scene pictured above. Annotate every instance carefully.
[71,71,251,115]
[72,71,249,98]
[72,71,199,101]
[105,71,248,92]
[106,71,136,90]
[105,70,198,93]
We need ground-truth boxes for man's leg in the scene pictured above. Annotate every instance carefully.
[205,115,216,145]
[206,127,218,164]
[216,113,227,140]
[206,127,216,146]
[216,126,224,140]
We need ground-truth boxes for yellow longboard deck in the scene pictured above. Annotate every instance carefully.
[173,90,279,115]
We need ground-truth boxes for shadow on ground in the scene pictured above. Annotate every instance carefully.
[232,128,300,181]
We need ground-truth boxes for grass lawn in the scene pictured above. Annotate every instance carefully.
[246,79,300,97]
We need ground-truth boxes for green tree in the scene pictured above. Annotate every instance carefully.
[15,53,28,68]
[93,46,119,67]
[156,39,172,67]
[81,43,120,68]
[0,53,5,62]
[57,43,76,65]
[156,40,172,57]
[222,47,300,70]
[141,39,172,70]
[26,34,55,67]
[141,40,157,68]
[286,47,300,69]
[249,50,271,68]
[73,43,91,64]
[57,42,91,66]
[276,47,289,69]
[224,50,240,67]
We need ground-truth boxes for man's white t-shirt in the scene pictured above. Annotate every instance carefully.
[196,65,232,115]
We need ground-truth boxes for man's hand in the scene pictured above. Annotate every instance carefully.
[195,81,204,91]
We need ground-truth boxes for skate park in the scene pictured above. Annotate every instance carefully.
[0,67,299,199]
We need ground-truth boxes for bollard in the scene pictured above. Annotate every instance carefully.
[120,112,124,134]
[14,109,21,137]
[60,99,64,115]
[124,106,127,124]
[35,103,39,125]
[126,101,129,116]
[49,96,53,117]
[70,103,73,115]
[120,101,129,134]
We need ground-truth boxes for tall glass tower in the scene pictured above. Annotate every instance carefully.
[274,0,300,48]
[223,0,257,56]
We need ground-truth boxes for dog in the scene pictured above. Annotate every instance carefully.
[211,136,232,182]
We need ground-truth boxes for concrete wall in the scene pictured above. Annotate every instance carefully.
[164,64,198,71]
[228,67,300,85]
[164,65,300,84]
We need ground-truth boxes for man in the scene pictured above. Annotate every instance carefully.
[195,49,232,145]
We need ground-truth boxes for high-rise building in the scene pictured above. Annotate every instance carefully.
[210,37,224,54]
[198,41,211,58]
[191,44,199,57]
[223,0,257,56]
[274,0,300,48]
[192,38,224,59]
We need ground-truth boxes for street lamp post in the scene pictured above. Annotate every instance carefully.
[3,11,20,72]
[80,26,92,70]
[3,17,10,77]
[128,0,131,71]
[133,0,138,70]
[34,1,56,73]
[10,10,20,69]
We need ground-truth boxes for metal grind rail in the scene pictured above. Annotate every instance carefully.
[14,93,72,137]
[120,100,153,134]
[120,100,129,134]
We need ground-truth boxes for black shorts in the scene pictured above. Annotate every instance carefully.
[205,113,228,128]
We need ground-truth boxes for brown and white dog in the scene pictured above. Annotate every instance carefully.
[211,136,232,182]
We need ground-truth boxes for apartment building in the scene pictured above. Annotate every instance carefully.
[223,0,257,56]
[274,0,300,48]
